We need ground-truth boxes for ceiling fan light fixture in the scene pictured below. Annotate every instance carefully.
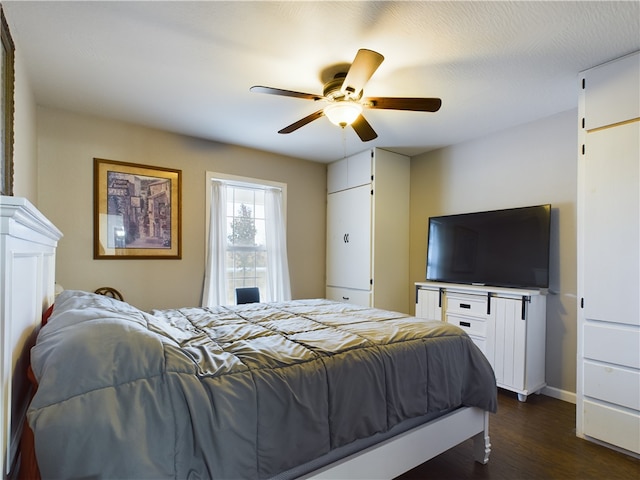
[323,102,363,127]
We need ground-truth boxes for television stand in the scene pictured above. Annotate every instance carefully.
[415,282,547,401]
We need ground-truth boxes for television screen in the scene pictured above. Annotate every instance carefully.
[426,205,551,289]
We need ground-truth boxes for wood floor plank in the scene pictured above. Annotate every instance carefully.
[396,390,640,479]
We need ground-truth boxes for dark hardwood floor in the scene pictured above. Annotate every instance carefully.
[396,390,640,480]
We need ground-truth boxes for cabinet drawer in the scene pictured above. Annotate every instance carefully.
[583,400,640,454]
[447,313,487,338]
[584,323,640,368]
[326,287,371,308]
[584,361,640,410]
[446,293,488,318]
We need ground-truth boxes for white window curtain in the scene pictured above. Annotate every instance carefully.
[264,187,291,302]
[202,180,227,307]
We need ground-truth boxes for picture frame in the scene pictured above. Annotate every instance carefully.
[94,158,182,259]
[0,6,15,197]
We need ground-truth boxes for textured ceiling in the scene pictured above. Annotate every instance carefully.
[4,1,640,163]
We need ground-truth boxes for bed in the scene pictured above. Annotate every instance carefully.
[26,289,497,479]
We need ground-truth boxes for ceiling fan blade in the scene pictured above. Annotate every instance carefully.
[341,49,384,97]
[351,114,378,142]
[365,97,442,112]
[278,109,325,134]
[251,85,322,101]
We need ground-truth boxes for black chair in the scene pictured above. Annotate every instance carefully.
[236,287,260,304]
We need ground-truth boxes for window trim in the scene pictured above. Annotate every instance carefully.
[204,171,287,261]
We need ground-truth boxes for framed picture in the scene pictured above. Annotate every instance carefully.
[0,6,15,196]
[94,158,182,259]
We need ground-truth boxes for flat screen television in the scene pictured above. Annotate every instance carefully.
[426,204,551,289]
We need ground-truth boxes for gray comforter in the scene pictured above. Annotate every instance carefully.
[28,290,496,479]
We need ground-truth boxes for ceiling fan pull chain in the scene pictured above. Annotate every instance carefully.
[342,126,347,158]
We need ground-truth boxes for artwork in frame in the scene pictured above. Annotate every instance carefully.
[94,158,182,259]
[0,5,15,197]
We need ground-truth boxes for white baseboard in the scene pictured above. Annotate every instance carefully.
[542,385,576,404]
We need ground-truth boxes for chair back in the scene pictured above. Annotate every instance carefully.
[236,287,260,304]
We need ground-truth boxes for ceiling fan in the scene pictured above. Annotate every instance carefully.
[250,49,442,142]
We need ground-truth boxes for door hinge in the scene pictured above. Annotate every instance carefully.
[370,278,373,286]
[581,144,585,155]
[581,117,585,129]
[580,298,584,309]
[582,78,585,89]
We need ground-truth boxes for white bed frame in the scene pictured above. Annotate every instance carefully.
[0,197,62,476]
[304,406,490,479]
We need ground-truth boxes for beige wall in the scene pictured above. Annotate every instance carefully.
[36,107,327,310]
[409,109,578,397]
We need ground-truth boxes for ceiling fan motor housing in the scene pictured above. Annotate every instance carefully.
[323,73,362,102]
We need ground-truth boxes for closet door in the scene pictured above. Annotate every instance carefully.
[326,185,372,291]
[583,123,639,324]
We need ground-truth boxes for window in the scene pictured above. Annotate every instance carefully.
[227,185,265,293]
[202,172,291,306]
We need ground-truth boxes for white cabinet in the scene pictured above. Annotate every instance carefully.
[1,197,62,475]
[326,148,410,313]
[577,51,640,456]
[415,282,547,402]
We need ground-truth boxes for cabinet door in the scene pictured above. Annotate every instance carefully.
[347,150,372,188]
[493,297,526,390]
[327,150,372,194]
[584,52,640,130]
[327,158,348,194]
[415,287,442,320]
[583,122,640,325]
[326,185,372,290]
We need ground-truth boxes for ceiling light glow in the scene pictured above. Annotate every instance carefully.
[324,102,363,127]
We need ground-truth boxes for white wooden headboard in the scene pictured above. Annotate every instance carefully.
[0,196,62,476]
